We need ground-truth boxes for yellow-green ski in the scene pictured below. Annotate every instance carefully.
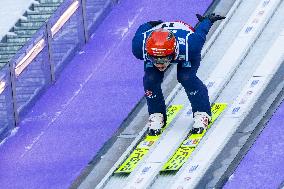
[115,104,183,173]
[161,103,227,172]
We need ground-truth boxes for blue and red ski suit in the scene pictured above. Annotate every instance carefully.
[132,19,213,120]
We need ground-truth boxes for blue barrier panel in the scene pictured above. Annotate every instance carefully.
[10,25,51,121]
[0,63,15,138]
[47,0,85,80]
[85,0,115,37]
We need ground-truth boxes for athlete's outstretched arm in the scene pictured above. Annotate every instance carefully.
[194,13,226,42]
[187,18,212,60]
[194,18,213,42]
[189,13,225,54]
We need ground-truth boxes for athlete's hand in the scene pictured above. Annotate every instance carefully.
[196,14,205,22]
[147,20,163,27]
[207,13,226,23]
[196,13,225,23]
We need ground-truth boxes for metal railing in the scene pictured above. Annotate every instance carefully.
[0,0,117,139]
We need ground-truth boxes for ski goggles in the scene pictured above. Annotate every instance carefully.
[147,54,174,64]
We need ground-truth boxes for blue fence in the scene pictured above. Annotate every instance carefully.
[10,24,51,121]
[0,0,117,139]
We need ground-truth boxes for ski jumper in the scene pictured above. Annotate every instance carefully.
[132,19,213,120]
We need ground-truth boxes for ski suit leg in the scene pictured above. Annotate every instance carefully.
[143,65,167,120]
[177,62,211,116]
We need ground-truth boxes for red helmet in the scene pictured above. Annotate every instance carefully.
[146,29,176,57]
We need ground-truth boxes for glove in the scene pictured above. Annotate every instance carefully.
[147,20,163,27]
[196,13,225,23]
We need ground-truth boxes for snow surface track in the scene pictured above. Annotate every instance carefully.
[96,0,284,188]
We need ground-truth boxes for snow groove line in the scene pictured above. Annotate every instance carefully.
[124,0,282,188]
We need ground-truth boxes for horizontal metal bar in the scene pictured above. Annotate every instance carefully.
[15,39,45,77]
[0,81,6,94]
[51,0,79,37]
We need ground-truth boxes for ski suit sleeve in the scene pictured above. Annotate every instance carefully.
[188,18,212,62]
[132,22,153,60]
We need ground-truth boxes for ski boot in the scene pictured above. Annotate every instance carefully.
[191,112,211,134]
[147,113,165,136]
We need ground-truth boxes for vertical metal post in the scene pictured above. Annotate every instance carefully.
[46,22,56,82]
[43,31,52,85]
[80,0,89,43]
[8,60,19,126]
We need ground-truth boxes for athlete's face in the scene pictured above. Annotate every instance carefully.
[154,62,170,71]
[148,55,172,71]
